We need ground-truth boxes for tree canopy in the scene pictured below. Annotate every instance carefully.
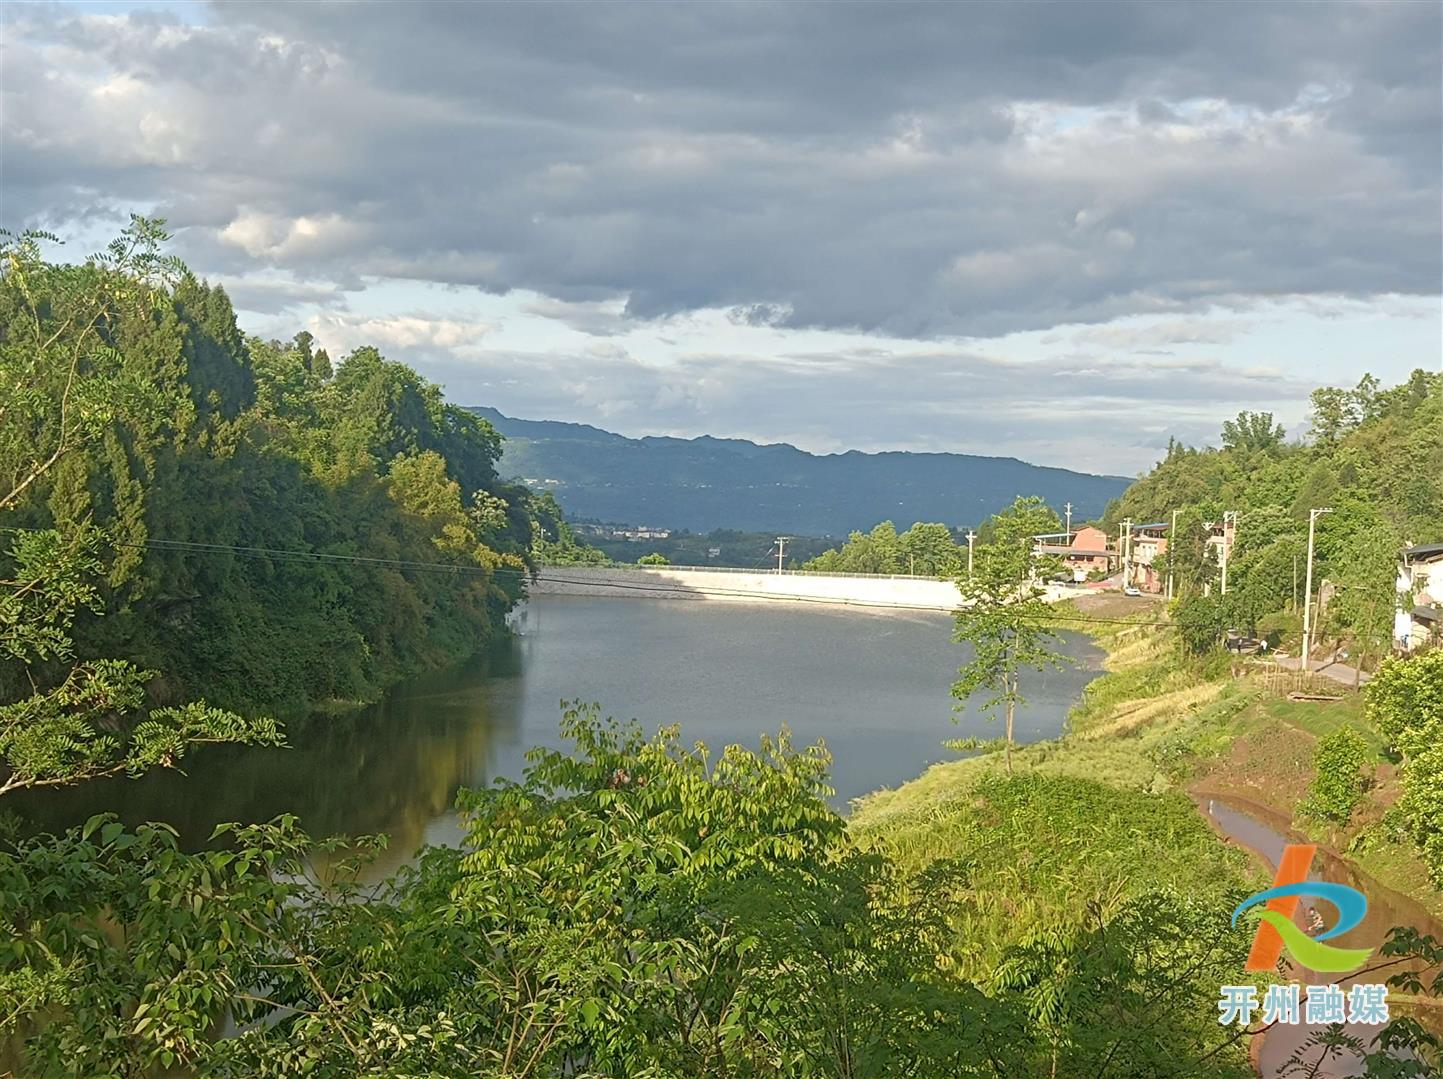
[0,221,603,718]
[1106,372,1442,654]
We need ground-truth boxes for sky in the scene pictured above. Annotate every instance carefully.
[3,0,1440,476]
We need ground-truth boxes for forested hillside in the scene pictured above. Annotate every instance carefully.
[1104,371,1443,661]
[474,406,1129,535]
[1,221,548,716]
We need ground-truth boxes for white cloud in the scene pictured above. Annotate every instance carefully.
[220,211,363,260]
[307,312,492,356]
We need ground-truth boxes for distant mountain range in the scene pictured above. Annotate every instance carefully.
[472,408,1130,536]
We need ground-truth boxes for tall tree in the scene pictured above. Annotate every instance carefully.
[1,222,281,796]
[1309,386,1358,447]
[951,496,1068,774]
[1220,410,1285,456]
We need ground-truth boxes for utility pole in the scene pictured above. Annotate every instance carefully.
[1166,508,1178,600]
[1220,510,1238,595]
[966,530,976,578]
[1122,517,1133,588]
[1064,501,1073,540]
[775,536,790,574]
[1301,508,1332,673]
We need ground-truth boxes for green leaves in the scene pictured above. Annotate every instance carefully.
[805,520,966,576]
[1298,726,1372,825]
[1,708,1271,1077]
[1366,653,1443,884]
[951,497,1071,771]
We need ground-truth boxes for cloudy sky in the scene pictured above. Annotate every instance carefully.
[4,0,1440,475]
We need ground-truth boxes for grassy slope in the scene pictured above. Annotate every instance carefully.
[850,592,1443,947]
[849,598,1254,983]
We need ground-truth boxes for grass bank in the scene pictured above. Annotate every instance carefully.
[852,592,1442,926]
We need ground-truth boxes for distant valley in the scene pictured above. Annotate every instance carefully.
[472,408,1131,535]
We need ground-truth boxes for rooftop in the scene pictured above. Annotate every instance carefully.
[1405,542,1443,561]
[1037,544,1110,557]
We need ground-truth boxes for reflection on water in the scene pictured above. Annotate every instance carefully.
[1200,794,1443,1078]
[12,643,528,877]
[15,596,1104,875]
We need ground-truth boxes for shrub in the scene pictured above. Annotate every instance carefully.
[1298,727,1370,824]
[1173,593,1228,657]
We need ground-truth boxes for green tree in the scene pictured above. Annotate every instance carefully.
[1365,653,1443,883]
[1156,506,1218,599]
[898,522,963,576]
[1,223,282,797]
[528,492,609,566]
[1174,592,1228,657]
[1324,511,1403,672]
[1298,727,1370,824]
[637,551,670,565]
[1220,410,1285,456]
[951,496,1069,774]
[804,520,908,574]
[2,223,541,715]
[1309,386,1359,447]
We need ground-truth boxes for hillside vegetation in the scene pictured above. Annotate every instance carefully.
[0,222,565,717]
[1106,373,1442,663]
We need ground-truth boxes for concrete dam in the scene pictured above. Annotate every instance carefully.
[527,565,1086,612]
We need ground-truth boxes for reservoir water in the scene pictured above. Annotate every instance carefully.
[16,595,1105,873]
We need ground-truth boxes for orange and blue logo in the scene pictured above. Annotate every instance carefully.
[1232,844,1372,973]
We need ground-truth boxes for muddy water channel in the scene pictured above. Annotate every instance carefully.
[1197,793,1443,1078]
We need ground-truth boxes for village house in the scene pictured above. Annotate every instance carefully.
[1127,522,1170,593]
[1200,516,1237,596]
[1394,541,1443,652]
[1034,525,1114,583]
[1204,518,1235,565]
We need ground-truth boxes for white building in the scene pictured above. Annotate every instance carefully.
[1394,542,1443,652]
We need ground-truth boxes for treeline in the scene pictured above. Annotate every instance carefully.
[581,526,835,568]
[1107,371,1442,661]
[803,519,997,576]
[0,219,590,715]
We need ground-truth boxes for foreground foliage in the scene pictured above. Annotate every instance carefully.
[2,707,1269,1078]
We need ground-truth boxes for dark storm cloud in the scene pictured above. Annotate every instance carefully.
[3,0,1439,336]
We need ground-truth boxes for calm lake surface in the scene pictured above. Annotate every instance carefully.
[18,596,1104,871]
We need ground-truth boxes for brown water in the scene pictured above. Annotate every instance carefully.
[1197,793,1443,1077]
